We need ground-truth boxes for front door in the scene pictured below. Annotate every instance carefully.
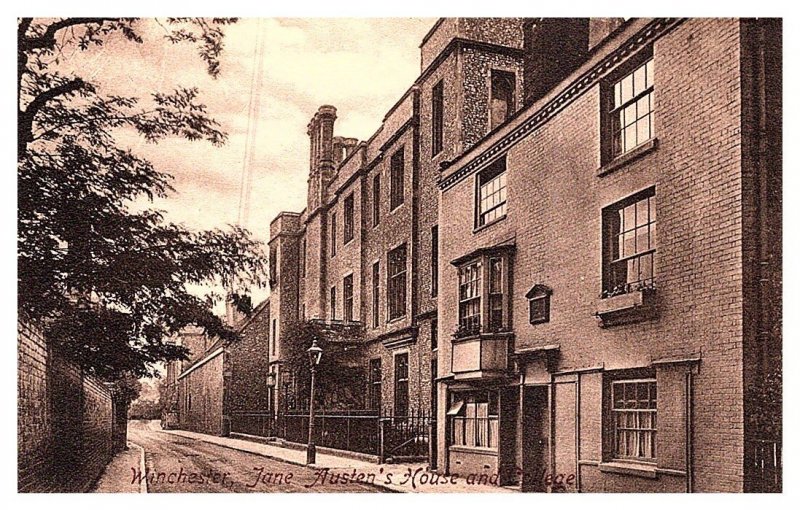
[521,385,550,492]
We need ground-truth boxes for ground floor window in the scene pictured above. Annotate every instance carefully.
[448,390,499,450]
[611,378,657,461]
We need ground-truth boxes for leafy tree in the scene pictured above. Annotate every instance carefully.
[18,18,267,380]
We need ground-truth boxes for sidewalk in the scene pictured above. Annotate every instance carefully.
[92,442,147,493]
[162,428,515,493]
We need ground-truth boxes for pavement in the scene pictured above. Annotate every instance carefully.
[94,420,515,493]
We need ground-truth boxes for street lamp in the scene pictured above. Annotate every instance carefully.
[306,338,323,465]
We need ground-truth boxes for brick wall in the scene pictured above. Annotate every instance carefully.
[178,349,224,435]
[227,303,271,412]
[18,318,120,493]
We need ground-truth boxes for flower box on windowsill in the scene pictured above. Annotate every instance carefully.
[596,288,656,327]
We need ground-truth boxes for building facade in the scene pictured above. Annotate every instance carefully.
[435,18,781,492]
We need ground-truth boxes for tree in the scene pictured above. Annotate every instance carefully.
[18,18,267,380]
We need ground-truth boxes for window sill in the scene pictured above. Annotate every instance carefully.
[448,445,498,456]
[598,461,657,479]
[386,315,407,325]
[595,288,656,327]
[343,238,354,247]
[452,330,514,343]
[389,203,405,214]
[473,214,507,234]
[597,138,659,177]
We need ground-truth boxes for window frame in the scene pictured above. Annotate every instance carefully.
[456,250,512,335]
[387,244,408,321]
[368,357,382,412]
[431,80,444,157]
[604,372,658,464]
[372,173,381,227]
[390,148,405,211]
[330,285,337,321]
[475,157,508,229]
[343,273,354,322]
[448,389,499,451]
[343,193,355,244]
[330,211,337,258]
[602,51,655,164]
[394,352,409,417]
[372,261,380,328]
[602,187,657,297]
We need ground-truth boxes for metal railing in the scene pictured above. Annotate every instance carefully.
[746,438,782,492]
[229,408,434,463]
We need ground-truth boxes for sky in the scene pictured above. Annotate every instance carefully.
[67,18,436,240]
[53,17,436,308]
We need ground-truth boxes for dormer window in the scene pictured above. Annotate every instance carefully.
[526,284,552,324]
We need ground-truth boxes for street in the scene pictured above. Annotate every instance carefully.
[127,421,384,493]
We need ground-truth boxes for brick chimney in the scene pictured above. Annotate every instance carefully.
[307,105,337,214]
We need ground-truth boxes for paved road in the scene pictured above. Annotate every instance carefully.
[127,420,383,493]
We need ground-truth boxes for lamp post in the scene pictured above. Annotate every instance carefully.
[306,338,323,465]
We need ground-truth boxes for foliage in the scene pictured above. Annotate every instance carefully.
[128,398,163,420]
[18,18,267,379]
[281,320,367,409]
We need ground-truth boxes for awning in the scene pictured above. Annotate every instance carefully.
[446,400,465,416]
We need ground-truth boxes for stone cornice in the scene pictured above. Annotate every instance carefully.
[438,18,685,191]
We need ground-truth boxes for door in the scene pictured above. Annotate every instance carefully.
[521,385,550,492]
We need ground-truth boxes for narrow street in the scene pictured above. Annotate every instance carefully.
[127,421,384,493]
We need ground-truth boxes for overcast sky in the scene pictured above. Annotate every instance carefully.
[69,18,435,243]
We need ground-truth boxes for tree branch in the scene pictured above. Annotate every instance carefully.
[19,78,87,156]
[20,18,118,52]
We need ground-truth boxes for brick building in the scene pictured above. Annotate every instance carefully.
[174,299,271,435]
[434,18,781,493]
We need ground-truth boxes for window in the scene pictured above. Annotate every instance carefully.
[488,257,504,330]
[388,244,407,320]
[343,274,354,322]
[330,286,337,320]
[449,390,499,450]
[526,284,552,325]
[343,194,354,244]
[431,225,439,297]
[394,353,409,417]
[390,148,405,210]
[301,238,307,277]
[490,70,516,130]
[458,261,482,333]
[369,358,382,411]
[372,174,381,226]
[476,158,507,227]
[432,80,444,156]
[372,261,380,328]
[607,58,655,159]
[603,188,656,296]
[431,318,438,350]
[330,212,337,257]
[271,319,277,356]
[611,379,657,461]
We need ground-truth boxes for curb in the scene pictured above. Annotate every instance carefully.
[129,441,148,494]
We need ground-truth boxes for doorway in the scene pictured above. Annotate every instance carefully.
[521,385,550,492]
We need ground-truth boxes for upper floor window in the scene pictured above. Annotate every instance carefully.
[458,261,482,334]
[432,80,444,157]
[271,319,277,356]
[343,193,354,244]
[476,158,507,228]
[330,212,337,257]
[330,285,337,320]
[343,274,354,322]
[372,174,381,227]
[603,188,656,296]
[372,261,380,328]
[431,225,439,298]
[490,70,516,130]
[456,249,512,336]
[431,318,438,350]
[301,238,307,277]
[390,148,405,211]
[609,377,657,462]
[606,57,655,160]
[387,244,407,320]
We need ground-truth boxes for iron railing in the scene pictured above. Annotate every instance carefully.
[746,438,782,492]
